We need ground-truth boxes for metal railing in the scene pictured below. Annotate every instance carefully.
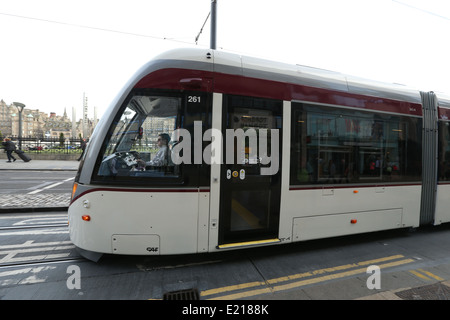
[3,136,86,154]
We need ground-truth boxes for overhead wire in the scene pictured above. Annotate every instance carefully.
[392,0,450,22]
[0,11,201,46]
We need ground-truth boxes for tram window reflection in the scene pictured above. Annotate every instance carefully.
[97,94,181,179]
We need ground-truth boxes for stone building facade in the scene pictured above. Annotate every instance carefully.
[0,99,96,140]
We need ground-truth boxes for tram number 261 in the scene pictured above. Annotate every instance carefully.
[188,96,201,103]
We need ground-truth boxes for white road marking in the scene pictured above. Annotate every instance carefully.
[0,245,75,257]
[26,181,53,190]
[0,266,57,286]
[26,177,74,194]
[0,240,72,249]
[27,189,43,195]
[0,214,67,220]
[0,252,72,264]
[0,240,75,264]
[13,216,67,226]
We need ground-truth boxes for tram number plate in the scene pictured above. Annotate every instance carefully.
[188,96,201,103]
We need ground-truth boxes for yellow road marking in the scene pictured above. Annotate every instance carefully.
[409,270,431,280]
[201,281,266,297]
[267,254,405,285]
[201,255,403,296]
[202,254,414,300]
[209,258,414,300]
[272,259,414,293]
[410,269,444,281]
[418,269,444,281]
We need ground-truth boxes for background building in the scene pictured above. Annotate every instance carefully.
[0,99,97,140]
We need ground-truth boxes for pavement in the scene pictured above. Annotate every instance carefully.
[0,159,79,212]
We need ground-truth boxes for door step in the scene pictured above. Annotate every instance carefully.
[217,238,280,249]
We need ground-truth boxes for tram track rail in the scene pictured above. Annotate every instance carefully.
[0,256,86,269]
[0,217,84,269]
[0,223,69,231]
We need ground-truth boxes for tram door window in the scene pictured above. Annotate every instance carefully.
[93,90,211,187]
[219,95,282,245]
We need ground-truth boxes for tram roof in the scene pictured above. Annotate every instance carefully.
[152,48,426,105]
[436,92,450,109]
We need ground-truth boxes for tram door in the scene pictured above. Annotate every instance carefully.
[218,95,282,246]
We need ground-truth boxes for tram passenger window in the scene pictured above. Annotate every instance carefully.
[290,103,422,186]
[96,94,182,180]
[438,121,450,181]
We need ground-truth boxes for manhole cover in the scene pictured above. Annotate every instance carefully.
[396,283,450,300]
[163,288,200,300]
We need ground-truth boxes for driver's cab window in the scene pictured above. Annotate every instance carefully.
[97,94,181,179]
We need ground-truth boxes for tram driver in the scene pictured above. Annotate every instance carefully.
[146,133,172,167]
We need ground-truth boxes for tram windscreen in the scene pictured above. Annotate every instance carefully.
[96,94,181,179]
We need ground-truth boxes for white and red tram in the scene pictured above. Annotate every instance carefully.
[68,48,450,260]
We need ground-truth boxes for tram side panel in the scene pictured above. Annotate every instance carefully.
[435,185,450,225]
[284,186,421,242]
[69,190,202,255]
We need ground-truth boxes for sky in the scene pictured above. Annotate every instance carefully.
[1,0,449,121]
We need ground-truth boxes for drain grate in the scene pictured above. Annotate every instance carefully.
[396,283,450,300]
[163,288,200,300]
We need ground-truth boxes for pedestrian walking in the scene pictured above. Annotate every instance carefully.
[2,138,17,162]
[78,139,86,161]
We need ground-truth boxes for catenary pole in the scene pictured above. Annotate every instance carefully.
[210,0,217,49]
